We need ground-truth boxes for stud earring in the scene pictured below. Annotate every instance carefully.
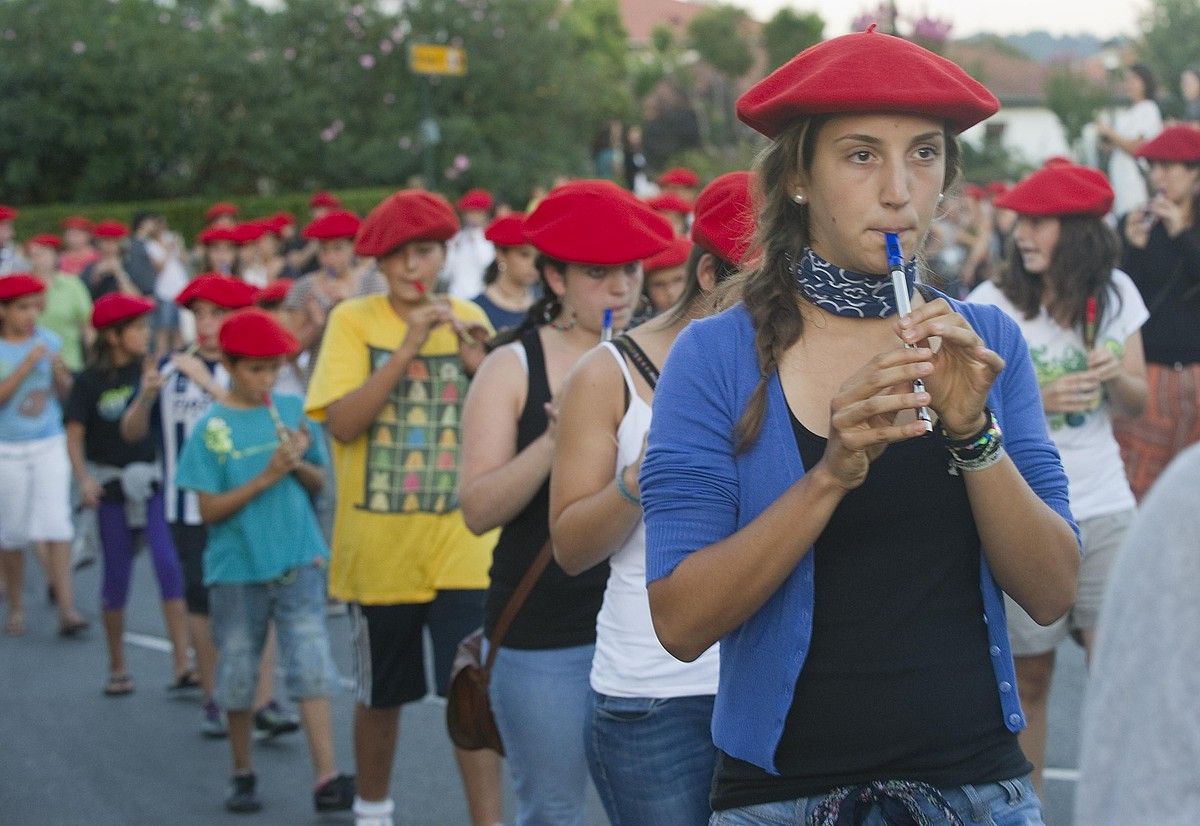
[793,193,807,205]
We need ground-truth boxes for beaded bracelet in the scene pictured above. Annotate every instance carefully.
[614,465,641,506]
[941,408,1005,472]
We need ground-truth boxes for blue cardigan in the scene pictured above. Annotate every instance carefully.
[640,294,1079,776]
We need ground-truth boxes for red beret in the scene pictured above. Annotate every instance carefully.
[230,222,267,246]
[303,209,361,241]
[268,212,295,231]
[995,162,1113,218]
[92,220,129,239]
[61,216,92,231]
[986,181,1011,200]
[0,205,17,222]
[28,233,62,250]
[484,214,528,247]
[691,171,756,265]
[91,294,155,329]
[962,184,986,200]
[1136,125,1200,164]
[255,279,293,306]
[645,193,693,215]
[205,202,240,221]
[523,180,674,266]
[309,190,342,209]
[218,308,299,358]
[0,273,45,301]
[175,273,258,309]
[737,27,999,138]
[355,190,459,256]
[658,168,699,188]
[643,235,693,273]
[198,226,237,245]
[456,189,494,213]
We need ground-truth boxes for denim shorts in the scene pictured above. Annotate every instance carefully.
[710,776,1043,826]
[209,564,338,710]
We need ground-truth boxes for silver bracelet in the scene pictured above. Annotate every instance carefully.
[614,465,640,506]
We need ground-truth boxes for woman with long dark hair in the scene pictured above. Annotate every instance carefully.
[968,160,1147,793]
[640,29,1079,824]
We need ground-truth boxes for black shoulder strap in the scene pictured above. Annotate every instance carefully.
[612,334,660,390]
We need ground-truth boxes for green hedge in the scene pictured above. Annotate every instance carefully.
[4,186,408,242]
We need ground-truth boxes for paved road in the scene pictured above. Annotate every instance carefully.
[1,553,1086,825]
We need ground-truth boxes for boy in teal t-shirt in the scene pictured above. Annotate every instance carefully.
[174,308,353,815]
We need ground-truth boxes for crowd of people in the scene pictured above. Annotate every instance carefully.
[2,27,1199,826]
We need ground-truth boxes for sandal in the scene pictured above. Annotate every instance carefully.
[104,674,135,696]
[58,617,90,638]
[168,669,201,691]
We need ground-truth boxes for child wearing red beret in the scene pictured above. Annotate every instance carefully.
[0,274,84,638]
[59,216,100,276]
[176,308,354,814]
[642,28,1078,825]
[459,179,672,826]
[445,189,496,301]
[969,161,1148,794]
[304,188,496,826]
[470,214,539,333]
[1113,125,1200,501]
[82,221,140,301]
[64,294,192,695]
[0,205,28,276]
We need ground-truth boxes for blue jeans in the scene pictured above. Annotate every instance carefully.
[487,643,595,826]
[209,564,337,711]
[587,691,717,826]
[710,776,1044,825]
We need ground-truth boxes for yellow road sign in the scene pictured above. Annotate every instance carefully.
[409,44,468,76]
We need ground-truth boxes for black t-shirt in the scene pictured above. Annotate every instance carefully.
[711,411,1028,810]
[64,362,156,468]
[484,329,609,649]
[81,261,120,301]
[1119,218,1200,365]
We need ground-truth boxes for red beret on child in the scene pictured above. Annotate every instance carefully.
[61,216,92,231]
[643,235,693,273]
[691,171,756,265]
[986,181,1011,200]
[302,210,362,241]
[484,214,528,247]
[658,168,699,188]
[309,191,342,209]
[994,161,1113,218]
[266,212,295,233]
[456,189,494,213]
[230,222,267,246]
[175,273,258,309]
[645,193,693,215]
[523,180,674,266]
[205,202,240,222]
[737,27,999,138]
[1136,125,1200,164]
[92,220,129,239]
[0,205,18,222]
[28,233,61,250]
[198,226,237,246]
[255,280,293,306]
[355,190,459,257]
[91,294,155,329]
[218,308,299,358]
[0,273,45,301]
[962,184,986,201]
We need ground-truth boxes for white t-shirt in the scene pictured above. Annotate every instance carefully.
[443,227,494,300]
[968,270,1148,521]
[589,342,719,699]
[1108,100,1163,217]
[146,237,190,301]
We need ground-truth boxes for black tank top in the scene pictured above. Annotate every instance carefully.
[483,329,609,649]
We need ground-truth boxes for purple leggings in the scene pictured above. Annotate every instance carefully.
[99,490,185,611]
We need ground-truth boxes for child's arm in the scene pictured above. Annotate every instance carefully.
[51,355,73,400]
[283,423,323,496]
[119,359,162,443]
[196,442,298,524]
[65,422,104,508]
[0,344,46,406]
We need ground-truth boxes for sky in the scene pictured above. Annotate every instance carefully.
[732,0,1149,40]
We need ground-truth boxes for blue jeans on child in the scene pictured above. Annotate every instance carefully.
[209,564,337,711]
[487,643,595,826]
[587,691,717,826]
[710,775,1044,825]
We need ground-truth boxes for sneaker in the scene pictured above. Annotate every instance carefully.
[201,700,228,739]
[313,774,355,812]
[253,700,300,740]
[224,773,262,813]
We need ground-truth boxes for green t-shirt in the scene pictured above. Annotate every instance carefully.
[39,274,92,372]
[175,393,329,585]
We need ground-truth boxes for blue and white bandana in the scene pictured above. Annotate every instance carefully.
[791,247,919,319]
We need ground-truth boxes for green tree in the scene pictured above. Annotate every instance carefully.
[687,4,754,145]
[1138,0,1200,113]
[1045,65,1112,147]
[761,8,824,72]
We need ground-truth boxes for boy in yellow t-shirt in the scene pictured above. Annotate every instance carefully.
[304,190,500,826]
